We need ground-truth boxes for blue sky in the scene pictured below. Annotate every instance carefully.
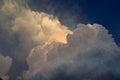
[79,0,120,43]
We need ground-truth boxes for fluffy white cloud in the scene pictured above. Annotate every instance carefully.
[25,24,120,80]
[11,10,72,46]
[0,0,72,79]
[0,0,72,61]
[0,53,12,80]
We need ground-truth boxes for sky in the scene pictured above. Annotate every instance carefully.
[0,0,120,80]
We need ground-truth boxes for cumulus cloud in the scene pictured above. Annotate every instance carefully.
[24,24,120,80]
[0,0,72,79]
[1,0,120,80]
[0,0,72,61]
[0,53,12,80]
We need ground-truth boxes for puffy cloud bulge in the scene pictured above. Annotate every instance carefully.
[26,24,120,80]
[0,0,72,61]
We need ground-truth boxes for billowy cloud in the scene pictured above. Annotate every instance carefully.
[0,54,12,80]
[0,0,120,80]
[0,0,72,61]
[0,0,72,79]
[25,24,120,80]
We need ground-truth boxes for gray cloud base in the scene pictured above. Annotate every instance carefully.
[0,54,12,80]
[28,24,120,80]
